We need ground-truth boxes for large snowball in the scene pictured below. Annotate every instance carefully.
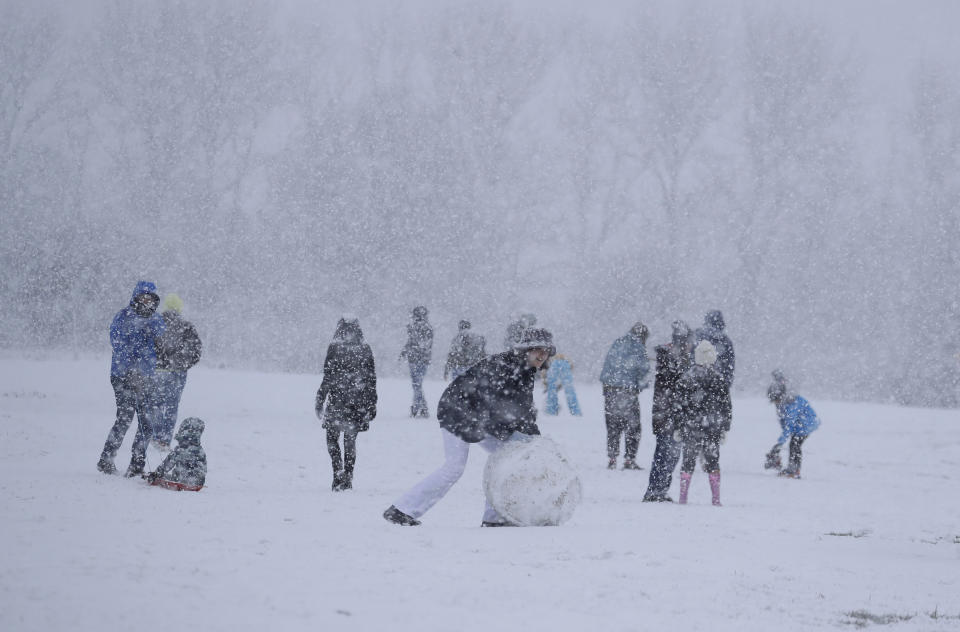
[483,435,582,526]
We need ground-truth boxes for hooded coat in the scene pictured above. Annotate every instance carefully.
[149,417,207,490]
[437,350,541,443]
[156,310,202,372]
[775,396,820,444]
[600,331,650,391]
[316,321,378,432]
[694,311,734,422]
[110,281,165,378]
[402,312,434,366]
[651,343,695,437]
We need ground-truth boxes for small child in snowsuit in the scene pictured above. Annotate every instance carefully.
[144,417,207,491]
[543,354,582,416]
[677,340,729,506]
[765,370,820,479]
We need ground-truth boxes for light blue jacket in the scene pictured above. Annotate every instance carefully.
[600,333,650,391]
[776,396,821,444]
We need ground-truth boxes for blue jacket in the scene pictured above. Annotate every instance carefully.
[776,396,820,444]
[546,356,574,389]
[110,282,165,377]
[600,333,650,391]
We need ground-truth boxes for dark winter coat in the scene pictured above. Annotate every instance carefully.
[444,331,487,377]
[437,350,541,443]
[651,343,694,437]
[110,281,165,378]
[156,310,202,372]
[680,363,730,437]
[402,318,433,366]
[600,332,650,391]
[694,311,734,422]
[148,417,207,490]
[316,324,377,433]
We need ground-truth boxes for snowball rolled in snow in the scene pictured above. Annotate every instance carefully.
[483,435,582,526]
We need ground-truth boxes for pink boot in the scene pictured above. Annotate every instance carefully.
[709,470,721,506]
[678,472,692,504]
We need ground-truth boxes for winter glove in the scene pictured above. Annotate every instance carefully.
[764,445,782,470]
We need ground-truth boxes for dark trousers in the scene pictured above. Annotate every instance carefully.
[680,430,721,473]
[645,432,681,498]
[153,370,187,444]
[101,374,152,469]
[603,386,641,459]
[326,427,359,474]
[788,434,807,473]
[409,362,429,415]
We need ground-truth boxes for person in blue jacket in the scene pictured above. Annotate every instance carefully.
[97,281,165,477]
[543,353,582,416]
[600,322,650,470]
[765,370,820,479]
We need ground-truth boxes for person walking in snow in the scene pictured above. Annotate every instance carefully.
[152,293,202,450]
[383,328,556,527]
[764,370,820,479]
[315,317,378,491]
[543,353,582,416]
[677,340,730,506]
[643,320,694,502]
[694,310,735,430]
[444,320,486,381]
[400,305,433,417]
[600,322,651,470]
[97,281,165,477]
[144,417,207,491]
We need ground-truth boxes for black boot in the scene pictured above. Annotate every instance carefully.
[97,457,117,475]
[340,470,353,490]
[124,462,144,478]
[332,470,345,491]
[383,505,421,526]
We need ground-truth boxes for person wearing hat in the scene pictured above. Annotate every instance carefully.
[694,310,735,430]
[143,417,207,491]
[643,320,694,502]
[400,305,433,418]
[97,281,165,477]
[384,327,556,527]
[677,340,729,506]
[444,319,487,381]
[600,321,651,470]
[316,317,378,491]
[765,370,820,479]
[152,293,203,450]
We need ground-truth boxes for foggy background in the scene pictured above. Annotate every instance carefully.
[1,0,958,407]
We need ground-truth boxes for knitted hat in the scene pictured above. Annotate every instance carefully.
[694,340,718,366]
[514,327,556,357]
[163,293,184,313]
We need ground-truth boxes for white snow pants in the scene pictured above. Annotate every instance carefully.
[394,428,516,523]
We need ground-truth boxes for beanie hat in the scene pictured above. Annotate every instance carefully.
[694,340,718,366]
[175,417,205,446]
[459,320,471,331]
[630,321,649,343]
[514,327,556,357]
[163,293,184,313]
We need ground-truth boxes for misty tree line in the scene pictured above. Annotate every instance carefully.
[1,1,958,406]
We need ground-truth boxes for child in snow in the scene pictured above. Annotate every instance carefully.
[677,340,729,506]
[764,370,820,479]
[543,353,581,416]
[144,417,207,491]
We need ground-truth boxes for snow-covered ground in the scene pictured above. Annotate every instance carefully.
[1,354,958,631]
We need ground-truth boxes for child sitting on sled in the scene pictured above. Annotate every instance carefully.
[144,417,207,491]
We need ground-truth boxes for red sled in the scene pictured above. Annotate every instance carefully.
[150,478,203,492]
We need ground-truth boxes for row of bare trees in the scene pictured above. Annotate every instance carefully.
[1,1,957,405]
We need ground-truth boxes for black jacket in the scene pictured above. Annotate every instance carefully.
[438,350,541,442]
[155,311,202,372]
[402,318,434,366]
[680,363,730,435]
[651,343,694,436]
[316,329,377,432]
[444,331,486,377]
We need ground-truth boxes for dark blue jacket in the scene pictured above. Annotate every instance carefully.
[110,282,165,378]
